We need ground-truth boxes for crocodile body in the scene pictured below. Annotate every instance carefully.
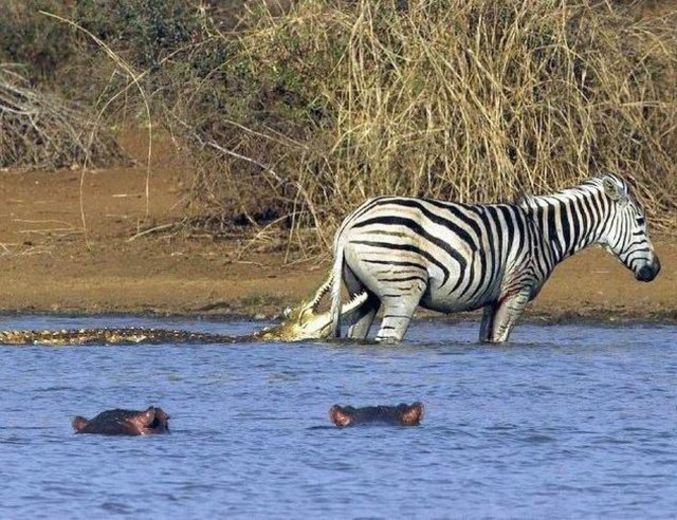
[0,275,366,346]
[0,327,239,346]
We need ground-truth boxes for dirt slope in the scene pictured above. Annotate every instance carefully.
[0,134,674,322]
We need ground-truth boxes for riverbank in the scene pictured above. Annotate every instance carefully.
[0,155,674,323]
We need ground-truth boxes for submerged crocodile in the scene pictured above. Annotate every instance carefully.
[0,276,366,346]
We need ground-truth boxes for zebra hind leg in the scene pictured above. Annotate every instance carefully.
[375,288,425,344]
[342,266,379,339]
[479,303,497,343]
[347,292,380,339]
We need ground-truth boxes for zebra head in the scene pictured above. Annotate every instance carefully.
[597,174,660,282]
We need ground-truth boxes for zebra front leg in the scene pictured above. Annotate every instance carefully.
[485,289,531,344]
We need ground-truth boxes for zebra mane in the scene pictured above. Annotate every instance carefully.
[517,173,631,209]
[514,191,536,208]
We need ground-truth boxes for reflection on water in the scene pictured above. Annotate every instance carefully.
[1,315,675,518]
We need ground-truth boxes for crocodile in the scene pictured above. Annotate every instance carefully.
[0,276,367,346]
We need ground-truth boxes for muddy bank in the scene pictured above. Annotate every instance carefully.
[0,160,674,323]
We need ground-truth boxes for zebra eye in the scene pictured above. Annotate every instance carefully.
[635,216,645,227]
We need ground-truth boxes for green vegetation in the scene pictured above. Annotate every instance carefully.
[1,0,675,245]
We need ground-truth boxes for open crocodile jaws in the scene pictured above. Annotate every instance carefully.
[253,274,367,341]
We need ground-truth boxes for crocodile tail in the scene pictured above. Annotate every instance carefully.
[329,234,345,338]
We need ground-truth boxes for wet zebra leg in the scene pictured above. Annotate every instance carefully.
[347,292,380,339]
[479,303,497,343]
[486,289,531,343]
[342,266,378,339]
[375,289,424,343]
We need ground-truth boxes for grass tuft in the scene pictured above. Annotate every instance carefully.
[171,0,676,247]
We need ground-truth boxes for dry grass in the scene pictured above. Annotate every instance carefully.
[169,0,675,251]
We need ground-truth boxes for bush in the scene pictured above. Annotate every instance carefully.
[171,0,676,245]
[0,1,76,81]
[0,65,129,169]
[73,0,201,70]
[1,0,675,241]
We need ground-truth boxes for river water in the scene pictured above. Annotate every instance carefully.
[0,315,675,519]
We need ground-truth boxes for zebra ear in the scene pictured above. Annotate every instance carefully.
[602,177,623,202]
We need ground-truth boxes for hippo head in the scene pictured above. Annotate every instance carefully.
[72,406,170,435]
[72,415,89,432]
[136,406,170,434]
[329,402,425,427]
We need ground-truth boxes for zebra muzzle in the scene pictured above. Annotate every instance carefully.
[636,256,660,282]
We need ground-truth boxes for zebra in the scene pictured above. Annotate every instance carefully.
[329,174,660,343]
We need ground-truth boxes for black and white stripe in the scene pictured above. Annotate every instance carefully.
[329,174,660,343]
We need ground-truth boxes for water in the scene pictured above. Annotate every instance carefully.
[0,315,675,519]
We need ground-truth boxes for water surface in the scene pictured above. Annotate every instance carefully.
[1,316,675,518]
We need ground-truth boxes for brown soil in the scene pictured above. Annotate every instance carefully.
[0,132,674,323]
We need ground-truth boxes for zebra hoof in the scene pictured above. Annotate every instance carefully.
[375,335,401,345]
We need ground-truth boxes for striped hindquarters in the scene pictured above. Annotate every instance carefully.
[338,197,532,309]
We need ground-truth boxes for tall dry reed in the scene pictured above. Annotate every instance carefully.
[171,0,676,250]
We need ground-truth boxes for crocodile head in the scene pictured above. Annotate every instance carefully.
[255,276,367,342]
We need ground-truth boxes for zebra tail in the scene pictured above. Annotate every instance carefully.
[329,237,345,338]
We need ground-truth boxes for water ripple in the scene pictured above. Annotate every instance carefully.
[0,317,675,518]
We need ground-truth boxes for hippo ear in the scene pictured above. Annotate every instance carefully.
[72,416,88,432]
[155,407,169,421]
[329,405,352,427]
[401,402,424,426]
[136,408,156,426]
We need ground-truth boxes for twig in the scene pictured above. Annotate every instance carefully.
[127,222,179,242]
